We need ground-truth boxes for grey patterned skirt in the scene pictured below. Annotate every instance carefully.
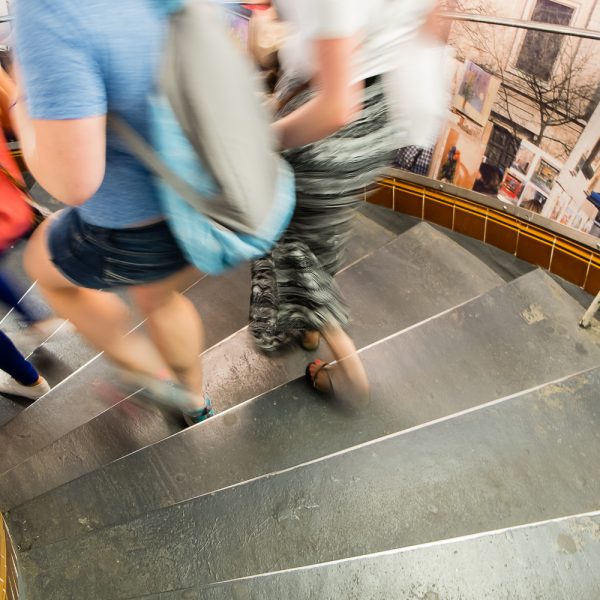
[249,76,397,352]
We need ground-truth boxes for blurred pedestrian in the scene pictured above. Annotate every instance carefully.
[12,0,212,425]
[0,59,64,345]
[250,0,441,398]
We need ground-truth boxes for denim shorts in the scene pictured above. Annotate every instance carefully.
[48,209,189,290]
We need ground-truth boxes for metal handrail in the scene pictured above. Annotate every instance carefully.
[439,10,600,40]
[0,10,598,40]
[580,293,600,327]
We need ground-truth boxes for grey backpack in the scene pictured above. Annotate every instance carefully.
[111,0,295,274]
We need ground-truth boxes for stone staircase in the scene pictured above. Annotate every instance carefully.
[1,203,598,599]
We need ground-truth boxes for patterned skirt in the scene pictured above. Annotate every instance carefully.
[249,76,397,352]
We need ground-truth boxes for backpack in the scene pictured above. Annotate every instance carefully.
[110,0,295,275]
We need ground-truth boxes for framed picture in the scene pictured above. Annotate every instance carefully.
[532,160,559,193]
[518,184,547,214]
[498,172,524,203]
[225,8,251,51]
[512,145,536,177]
[453,61,500,126]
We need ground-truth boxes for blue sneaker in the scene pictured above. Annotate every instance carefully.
[183,397,216,427]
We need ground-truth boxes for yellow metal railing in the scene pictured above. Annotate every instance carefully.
[372,174,600,296]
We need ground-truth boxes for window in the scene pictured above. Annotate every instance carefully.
[582,139,600,180]
[584,83,600,121]
[516,0,574,81]
[485,124,520,172]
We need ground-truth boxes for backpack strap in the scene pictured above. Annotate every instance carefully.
[108,114,230,231]
[151,0,186,15]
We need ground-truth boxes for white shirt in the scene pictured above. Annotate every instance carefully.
[275,0,438,84]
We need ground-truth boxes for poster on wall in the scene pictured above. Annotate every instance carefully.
[511,145,536,177]
[453,61,500,126]
[531,160,560,193]
[498,172,524,203]
[436,124,489,190]
[519,184,547,214]
[494,139,563,209]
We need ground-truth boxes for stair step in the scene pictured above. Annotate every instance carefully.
[431,223,536,283]
[205,222,503,412]
[159,513,600,600]
[344,207,408,264]
[6,269,600,550]
[356,201,421,237]
[0,211,401,481]
[15,365,600,598]
[0,242,38,323]
[0,264,252,476]
[0,223,502,512]
[2,313,97,387]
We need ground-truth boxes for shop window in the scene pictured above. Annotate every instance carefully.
[516,0,574,81]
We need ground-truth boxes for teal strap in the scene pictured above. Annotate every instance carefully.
[151,0,187,15]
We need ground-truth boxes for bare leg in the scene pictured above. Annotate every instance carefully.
[310,324,369,398]
[24,220,206,411]
[24,220,172,374]
[129,268,205,411]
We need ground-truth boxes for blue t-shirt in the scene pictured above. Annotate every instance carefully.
[15,0,166,228]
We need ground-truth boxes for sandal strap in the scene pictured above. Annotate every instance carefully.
[307,360,334,395]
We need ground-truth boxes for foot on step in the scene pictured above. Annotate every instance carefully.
[183,397,216,427]
[0,375,51,400]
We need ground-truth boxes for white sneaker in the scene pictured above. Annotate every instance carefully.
[0,375,51,400]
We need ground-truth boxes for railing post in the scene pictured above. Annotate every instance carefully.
[580,291,600,328]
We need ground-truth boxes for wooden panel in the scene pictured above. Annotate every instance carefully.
[516,231,554,270]
[378,180,600,291]
[550,247,591,288]
[394,187,423,219]
[1,517,6,600]
[424,197,453,229]
[367,185,393,210]
[485,217,519,255]
[453,207,486,241]
[584,263,600,296]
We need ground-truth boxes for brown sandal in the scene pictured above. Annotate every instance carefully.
[300,330,321,352]
[305,359,334,395]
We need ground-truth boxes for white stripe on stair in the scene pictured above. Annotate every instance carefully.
[203,508,600,587]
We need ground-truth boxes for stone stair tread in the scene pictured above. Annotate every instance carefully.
[0,223,504,512]
[0,211,404,478]
[15,364,600,598]
[160,513,600,600]
[5,269,600,550]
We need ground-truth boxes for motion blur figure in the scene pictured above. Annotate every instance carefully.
[250,0,442,398]
[0,66,50,401]
[12,0,213,425]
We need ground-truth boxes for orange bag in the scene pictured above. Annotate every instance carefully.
[0,128,33,251]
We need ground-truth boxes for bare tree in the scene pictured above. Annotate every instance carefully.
[446,2,599,158]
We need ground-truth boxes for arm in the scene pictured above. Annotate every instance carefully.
[13,0,108,206]
[274,36,363,149]
[11,97,106,206]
